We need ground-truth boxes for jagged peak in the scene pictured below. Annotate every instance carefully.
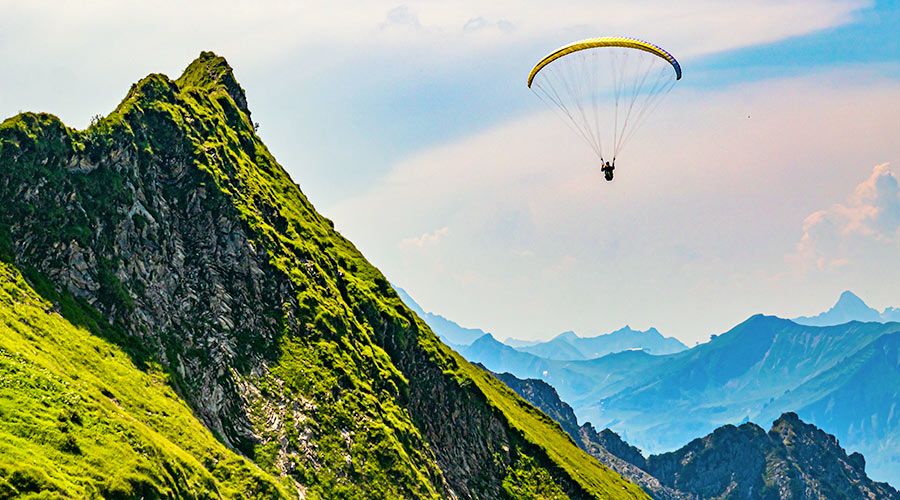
[176,51,250,117]
[773,411,801,425]
[0,112,77,159]
[127,73,178,102]
[553,330,578,341]
[793,290,883,326]
[471,332,499,345]
[835,290,868,307]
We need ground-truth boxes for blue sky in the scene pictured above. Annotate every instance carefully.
[1,0,898,343]
[265,0,900,204]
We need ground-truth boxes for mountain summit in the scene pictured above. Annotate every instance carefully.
[794,290,898,325]
[517,326,687,360]
[0,53,642,498]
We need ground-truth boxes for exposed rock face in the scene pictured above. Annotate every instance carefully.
[646,422,771,498]
[494,370,582,439]
[489,370,679,498]
[3,79,297,456]
[645,413,898,499]
[585,427,647,471]
[491,370,898,499]
[0,53,644,497]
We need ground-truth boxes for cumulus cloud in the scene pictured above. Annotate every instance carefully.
[380,5,423,31]
[463,17,516,34]
[400,226,451,250]
[795,164,900,270]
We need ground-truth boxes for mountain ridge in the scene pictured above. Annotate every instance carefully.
[394,285,490,347]
[491,370,898,499]
[457,310,900,485]
[0,52,643,498]
[794,290,899,325]
[517,326,687,361]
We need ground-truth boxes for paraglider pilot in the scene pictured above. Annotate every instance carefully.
[601,160,615,181]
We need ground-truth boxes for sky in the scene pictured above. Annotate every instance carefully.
[1,0,898,344]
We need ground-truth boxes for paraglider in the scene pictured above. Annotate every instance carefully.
[527,37,681,181]
[601,160,615,181]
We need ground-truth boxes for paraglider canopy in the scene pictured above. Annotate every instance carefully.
[528,36,681,172]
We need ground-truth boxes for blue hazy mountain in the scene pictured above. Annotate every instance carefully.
[570,316,900,485]
[502,337,542,348]
[462,333,673,408]
[794,290,898,325]
[517,326,687,360]
[393,286,489,346]
[516,331,586,360]
[490,370,898,499]
[756,331,900,484]
[409,285,900,484]
[462,313,900,484]
[461,334,604,398]
[885,307,900,322]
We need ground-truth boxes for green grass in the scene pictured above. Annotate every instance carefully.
[0,261,292,498]
[447,345,647,498]
[167,56,645,498]
[169,56,644,498]
[0,51,647,498]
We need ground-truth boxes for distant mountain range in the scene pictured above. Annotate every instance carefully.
[514,327,687,360]
[419,289,900,485]
[793,290,900,325]
[393,286,491,347]
[492,370,898,499]
[575,316,900,485]
[396,286,686,358]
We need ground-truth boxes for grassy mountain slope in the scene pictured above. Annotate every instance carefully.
[0,261,291,497]
[0,52,642,498]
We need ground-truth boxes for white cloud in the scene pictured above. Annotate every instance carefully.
[794,164,900,270]
[380,5,423,31]
[463,17,516,34]
[400,226,451,250]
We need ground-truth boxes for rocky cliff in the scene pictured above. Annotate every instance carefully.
[645,413,897,499]
[492,371,897,499]
[0,52,644,498]
[490,370,680,498]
